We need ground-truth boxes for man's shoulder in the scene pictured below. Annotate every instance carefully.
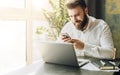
[89,16,109,30]
[89,16,107,27]
[89,16,105,23]
[89,16,106,24]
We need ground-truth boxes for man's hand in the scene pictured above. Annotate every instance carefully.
[70,39,84,50]
[61,34,84,50]
[61,33,71,42]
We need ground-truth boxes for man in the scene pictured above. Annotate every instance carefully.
[57,0,114,59]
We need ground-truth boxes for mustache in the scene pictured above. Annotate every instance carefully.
[75,20,81,23]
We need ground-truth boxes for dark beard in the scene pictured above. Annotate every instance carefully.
[80,14,88,31]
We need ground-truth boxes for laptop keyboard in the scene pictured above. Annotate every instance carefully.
[77,59,90,67]
[77,59,90,63]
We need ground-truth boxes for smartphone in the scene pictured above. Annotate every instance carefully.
[61,33,71,38]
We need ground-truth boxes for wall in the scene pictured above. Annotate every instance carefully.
[105,0,120,58]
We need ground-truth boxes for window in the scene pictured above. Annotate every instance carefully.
[32,0,50,11]
[32,21,50,61]
[0,0,57,74]
[32,0,69,62]
[0,0,25,8]
[0,0,31,74]
[0,21,26,74]
[32,0,51,62]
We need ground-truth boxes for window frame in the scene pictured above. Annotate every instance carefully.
[0,0,42,65]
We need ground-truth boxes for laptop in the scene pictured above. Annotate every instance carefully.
[38,41,89,67]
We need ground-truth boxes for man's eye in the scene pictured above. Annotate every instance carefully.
[69,16,72,18]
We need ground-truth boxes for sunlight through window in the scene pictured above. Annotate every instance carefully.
[33,0,51,10]
[0,0,24,8]
[0,21,26,74]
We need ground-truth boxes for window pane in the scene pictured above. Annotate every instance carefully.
[0,0,24,8]
[32,0,50,10]
[32,20,58,62]
[0,20,26,74]
[32,21,50,62]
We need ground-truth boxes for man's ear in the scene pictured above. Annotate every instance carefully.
[85,7,88,14]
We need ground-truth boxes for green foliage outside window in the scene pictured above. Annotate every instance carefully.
[36,0,70,41]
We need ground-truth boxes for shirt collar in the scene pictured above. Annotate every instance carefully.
[83,15,96,32]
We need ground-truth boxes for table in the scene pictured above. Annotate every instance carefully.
[6,59,120,75]
[35,62,114,75]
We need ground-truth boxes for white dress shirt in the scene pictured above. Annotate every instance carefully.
[57,16,114,59]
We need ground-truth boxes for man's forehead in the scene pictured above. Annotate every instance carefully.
[67,6,83,14]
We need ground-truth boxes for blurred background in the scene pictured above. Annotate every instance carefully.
[86,0,120,58]
[0,0,120,74]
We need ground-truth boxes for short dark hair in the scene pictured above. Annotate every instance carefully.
[66,0,87,9]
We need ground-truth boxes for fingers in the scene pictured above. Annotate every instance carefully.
[61,37,84,50]
[61,33,71,43]
[61,35,72,43]
[61,37,76,43]
[61,33,71,39]
[62,38,72,43]
[61,35,70,40]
